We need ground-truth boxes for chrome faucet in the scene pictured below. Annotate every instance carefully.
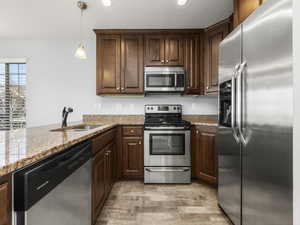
[62,107,73,128]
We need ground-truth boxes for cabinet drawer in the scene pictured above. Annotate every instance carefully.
[122,126,143,137]
[196,126,217,133]
[92,128,116,154]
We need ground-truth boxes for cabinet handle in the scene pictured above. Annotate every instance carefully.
[206,86,209,90]
[131,129,134,133]
[139,141,142,145]
[166,60,169,63]
[121,87,125,90]
[196,130,199,134]
[117,87,120,90]
[161,60,165,63]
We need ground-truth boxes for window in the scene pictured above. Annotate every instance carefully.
[0,63,26,130]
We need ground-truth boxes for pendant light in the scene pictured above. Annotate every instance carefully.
[75,1,88,59]
[177,0,189,6]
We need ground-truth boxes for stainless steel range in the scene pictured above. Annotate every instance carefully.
[144,104,191,184]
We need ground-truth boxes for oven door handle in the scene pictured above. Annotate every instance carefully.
[146,168,190,172]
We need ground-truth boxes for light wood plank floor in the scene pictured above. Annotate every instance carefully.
[96,181,231,225]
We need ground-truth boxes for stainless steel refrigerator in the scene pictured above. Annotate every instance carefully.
[217,0,293,224]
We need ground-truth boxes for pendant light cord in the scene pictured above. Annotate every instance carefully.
[80,9,83,43]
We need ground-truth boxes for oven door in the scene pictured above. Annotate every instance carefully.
[144,73,185,92]
[144,130,191,166]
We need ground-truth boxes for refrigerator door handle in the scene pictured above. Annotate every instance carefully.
[231,64,240,143]
[237,61,247,146]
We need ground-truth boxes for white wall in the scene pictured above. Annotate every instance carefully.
[0,38,217,127]
[294,0,300,223]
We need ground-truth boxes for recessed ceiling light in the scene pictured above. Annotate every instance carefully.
[102,0,112,7]
[177,0,188,6]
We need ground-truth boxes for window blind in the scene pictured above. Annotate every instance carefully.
[0,63,26,130]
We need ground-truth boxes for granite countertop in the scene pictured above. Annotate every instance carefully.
[0,122,118,177]
[0,115,217,177]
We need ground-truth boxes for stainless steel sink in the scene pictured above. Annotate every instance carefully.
[50,124,103,132]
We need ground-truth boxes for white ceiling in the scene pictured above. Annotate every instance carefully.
[0,0,233,40]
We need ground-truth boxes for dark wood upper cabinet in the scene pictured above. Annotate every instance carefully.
[97,34,121,95]
[204,20,230,95]
[165,35,184,65]
[95,24,232,96]
[184,34,203,95]
[144,34,184,66]
[144,35,165,66]
[0,175,11,225]
[233,0,264,28]
[121,34,144,94]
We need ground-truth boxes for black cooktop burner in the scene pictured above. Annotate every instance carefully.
[144,119,191,128]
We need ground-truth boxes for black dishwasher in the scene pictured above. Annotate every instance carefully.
[14,140,92,225]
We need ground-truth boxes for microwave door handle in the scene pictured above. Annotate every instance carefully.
[232,65,240,144]
[174,73,177,87]
[237,61,247,146]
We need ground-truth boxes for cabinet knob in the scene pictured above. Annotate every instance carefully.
[166,60,169,63]
[161,60,164,63]
[196,130,199,134]
[139,141,142,145]
[206,86,209,90]
[117,87,120,90]
[121,87,125,90]
[131,129,134,133]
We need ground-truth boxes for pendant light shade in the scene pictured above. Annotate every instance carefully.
[75,1,88,59]
[75,43,87,59]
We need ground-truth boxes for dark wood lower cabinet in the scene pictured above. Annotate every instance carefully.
[192,126,217,185]
[122,137,143,178]
[122,126,144,179]
[92,150,106,224]
[92,130,117,225]
[0,175,11,225]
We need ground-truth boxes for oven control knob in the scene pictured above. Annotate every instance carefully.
[151,107,153,110]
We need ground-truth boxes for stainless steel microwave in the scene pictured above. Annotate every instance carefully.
[144,67,185,93]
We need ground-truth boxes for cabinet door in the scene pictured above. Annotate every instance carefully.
[97,34,121,94]
[233,0,262,27]
[121,34,144,94]
[198,129,217,184]
[122,137,143,178]
[204,22,229,95]
[184,34,203,95]
[144,35,165,65]
[105,145,114,193]
[92,150,106,223]
[165,35,184,66]
[0,177,11,225]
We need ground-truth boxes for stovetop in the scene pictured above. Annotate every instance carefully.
[144,117,191,129]
[144,104,191,129]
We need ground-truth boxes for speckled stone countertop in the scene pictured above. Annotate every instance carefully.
[83,114,218,126]
[0,122,118,177]
[0,115,217,177]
